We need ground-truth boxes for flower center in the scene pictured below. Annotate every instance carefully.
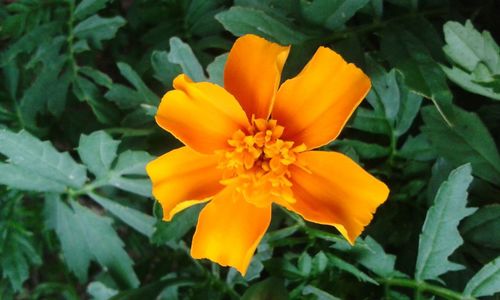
[217,118,306,207]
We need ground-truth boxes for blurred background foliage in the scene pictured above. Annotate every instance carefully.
[0,0,499,299]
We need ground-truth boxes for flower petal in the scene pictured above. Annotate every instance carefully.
[146,146,224,221]
[224,34,290,120]
[156,74,250,154]
[272,47,371,149]
[287,151,389,243]
[191,187,271,275]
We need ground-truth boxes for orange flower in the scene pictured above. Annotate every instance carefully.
[147,34,389,275]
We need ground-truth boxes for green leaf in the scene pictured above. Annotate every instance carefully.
[241,278,288,300]
[421,105,500,185]
[0,163,66,192]
[327,254,378,285]
[350,107,391,135]
[44,194,92,281]
[74,0,111,20]
[298,252,312,276]
[88,192,156,238]
[74,15,126,49]
[398,134,437,162]
[215,6,306,44]
[108,150,153,197]
[79,66,113,89]
[152,205,202,245]
[381,27,453,124]
[415,164,476,282]
[0,22,60,66]
[87,282,118,300]
[167,37,207,82]
[115,62,159,105]
[461,205,500,249]
[354,236,401,278]
[151,50,181,86]
[0,130,87,188]
[463,256,500,297]
[207,53,228,86]
[71,201,139,288]
[105,84,143,109]
[78,131,119,178]
[441,65,500,100]
[443,20,499,74]
[301,0,370,30]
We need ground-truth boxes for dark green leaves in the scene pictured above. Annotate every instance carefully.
[415,164,476,282]
[301,0,370,30]
[78,131,120,178]
[74,15,125,49]
[421,105,500,185]
[381,27,453,123]
[45,194,139,288]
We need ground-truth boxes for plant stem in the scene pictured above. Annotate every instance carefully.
[379,278,476,300]
[105,127,155,137]
[66,0,78,77]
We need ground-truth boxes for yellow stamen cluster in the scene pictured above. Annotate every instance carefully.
[218,118,306,207]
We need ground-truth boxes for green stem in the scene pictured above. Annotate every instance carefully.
[379,278,476,300]
[66,0,78,77]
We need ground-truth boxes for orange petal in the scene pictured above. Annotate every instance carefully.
[224,34,290,120]
[146,146,224,221]
[191,187,271,275]
[272,47,371,149]
[287,151,389,243]
[156,74,250,154]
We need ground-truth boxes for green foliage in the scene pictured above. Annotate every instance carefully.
[415,164,476,282]
[1,0,499,299]
[441,20,500,100]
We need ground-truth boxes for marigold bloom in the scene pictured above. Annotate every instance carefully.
[147,34,389,275]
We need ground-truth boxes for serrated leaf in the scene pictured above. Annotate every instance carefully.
[78,131,119,178]
[441,65,500,100]
[0,163,66,192]
[415,164,476,282]
[44,194,92,281]
[71,201,139,288]
[461,205,500,249]
[463,256,500,297]
[336,139,390,159]
[421,105,500,185]
[398,134,437,162]
[152,205,202,245]
[88,193,155,238]
[301,0,370,30]
[74,0,111,20]
[381,27,453,123]
[215,6,306,44]
[74,15,125,49]
[167,37,207,82]
[0,130,87,188]
[443,20,499,74]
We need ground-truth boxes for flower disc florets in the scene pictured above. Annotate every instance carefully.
[218,118,306,207]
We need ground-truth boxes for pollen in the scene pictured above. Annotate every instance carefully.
[218,118,307,207]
